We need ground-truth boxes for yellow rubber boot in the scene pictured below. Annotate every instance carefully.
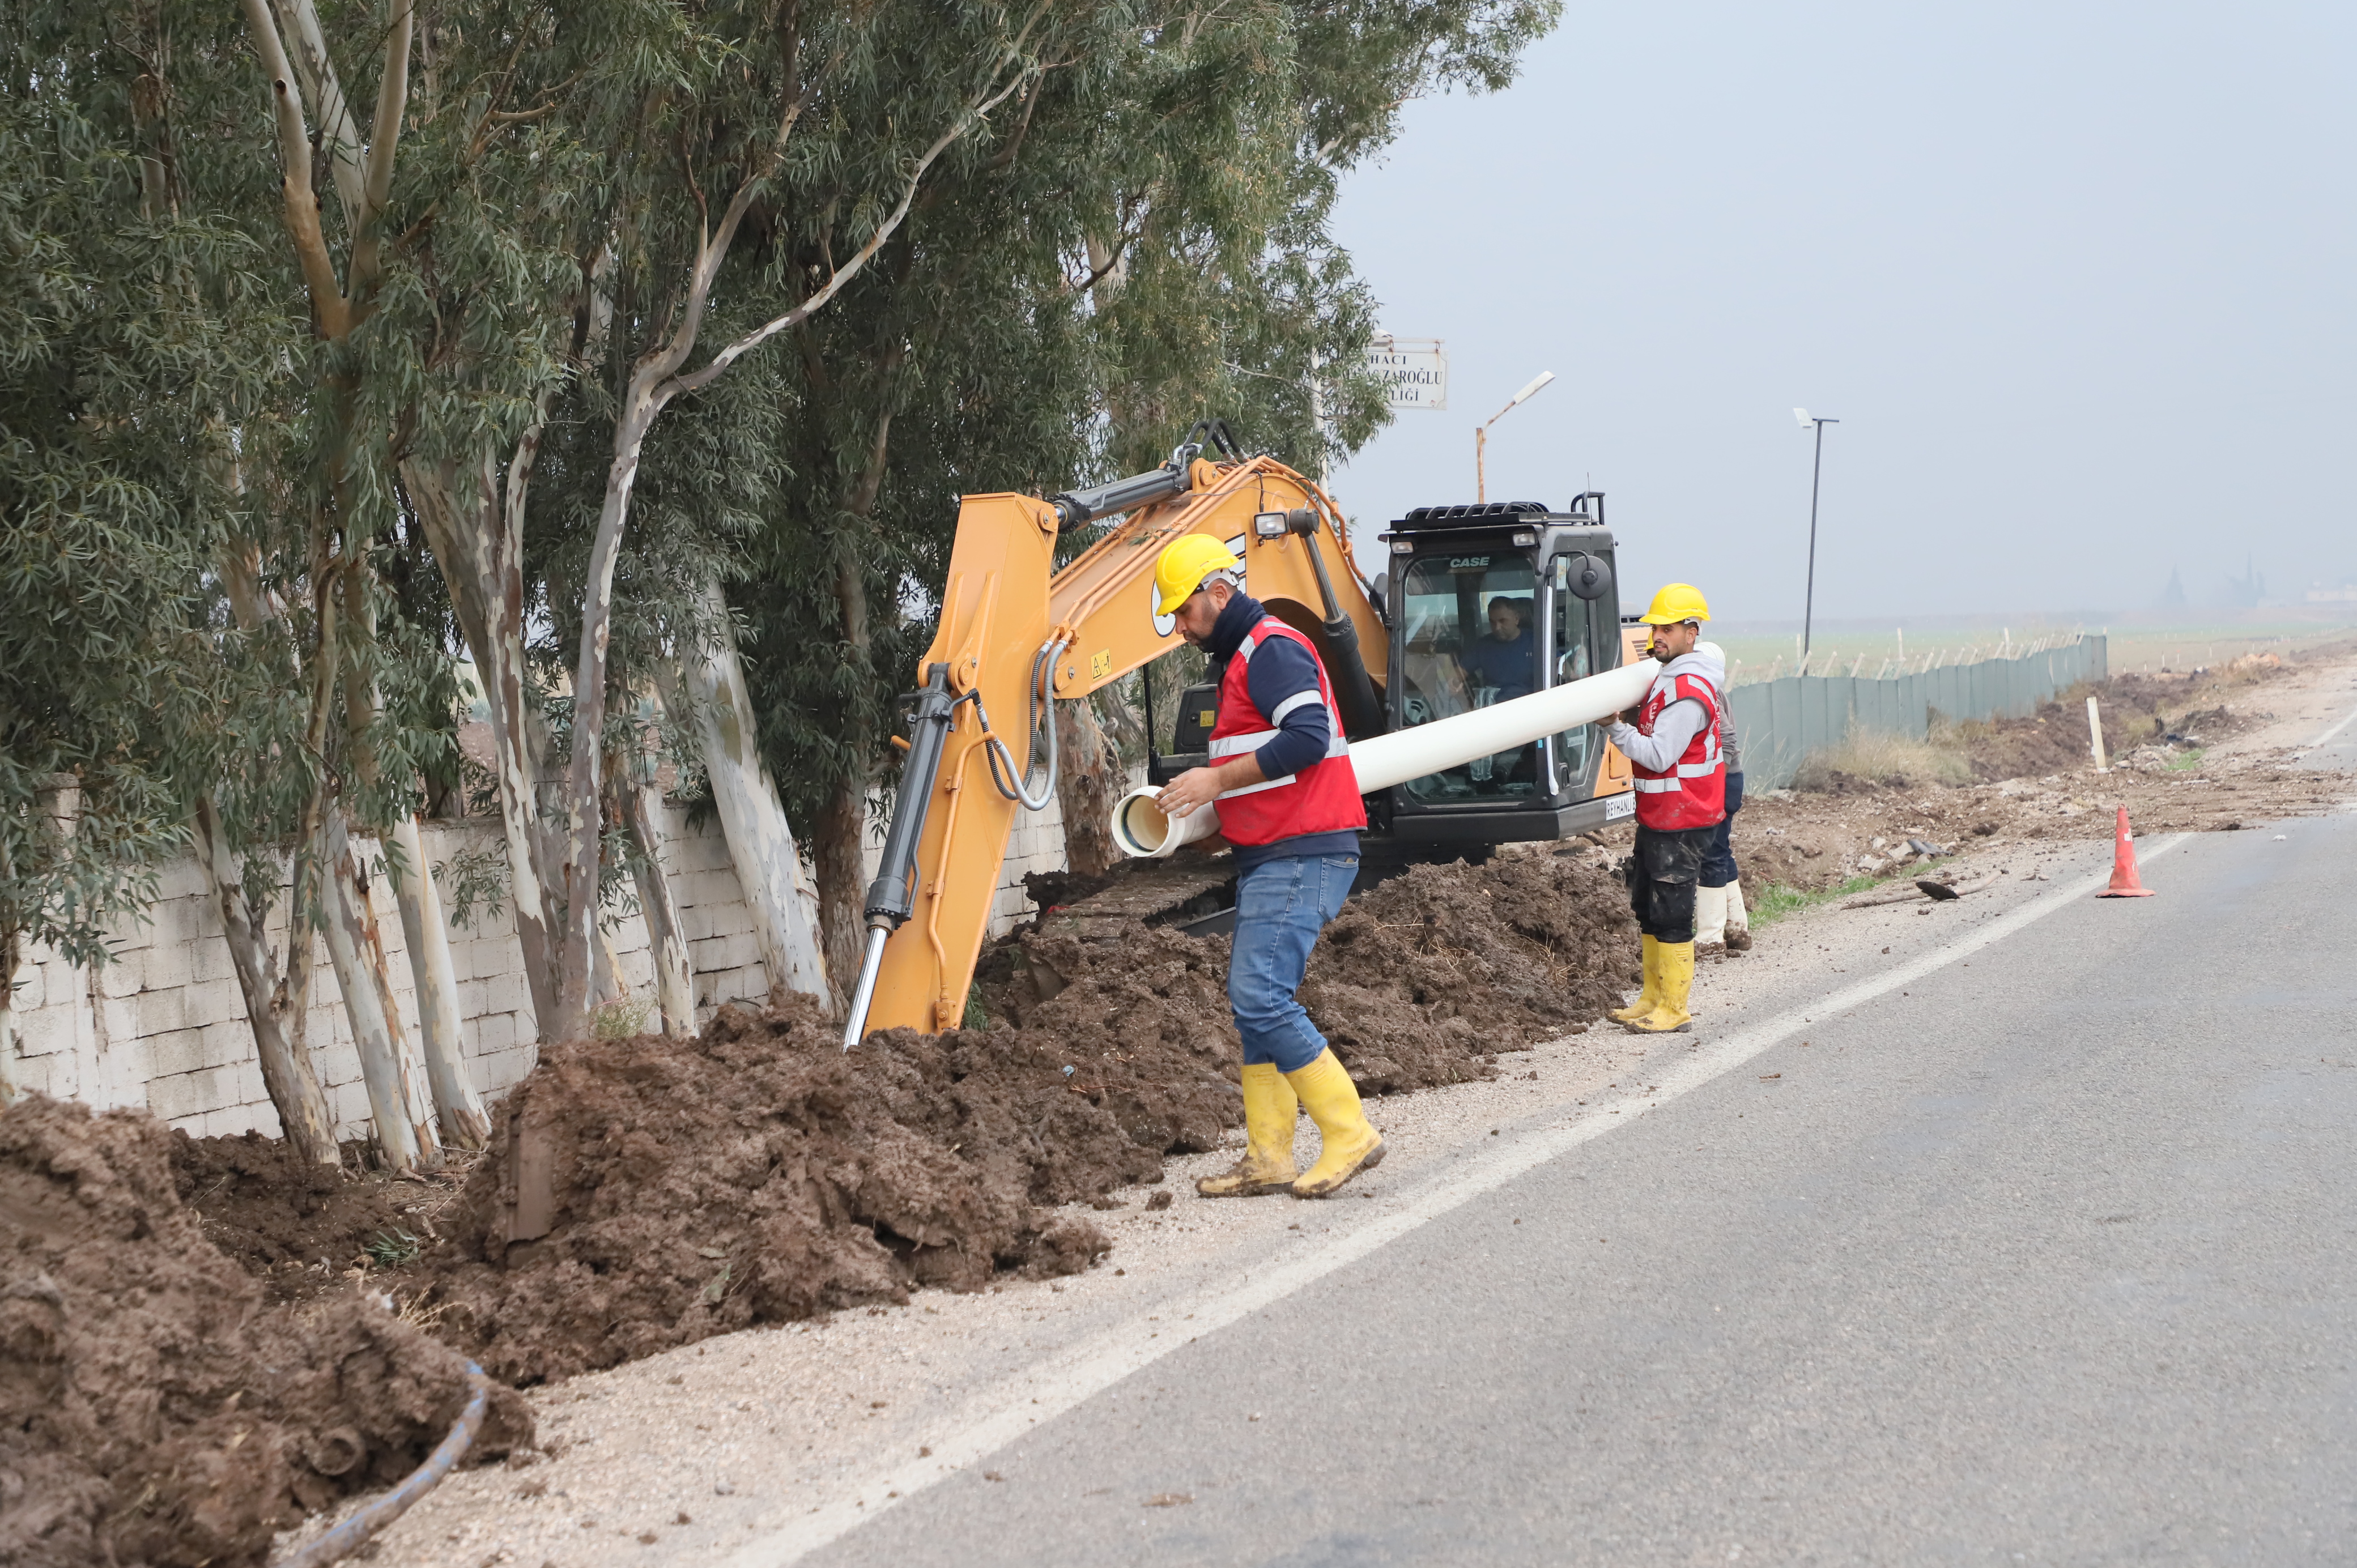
[1197,1063,1300,1197]
[1620,940,1695,1033]
[1609,936,1660,1024]
[1284,1050,1386,1199]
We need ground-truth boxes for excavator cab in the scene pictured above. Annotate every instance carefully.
[1376,494,1634,846]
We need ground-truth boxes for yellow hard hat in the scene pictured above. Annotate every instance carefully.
[1154,535,1242,616]
[1637,582,1711,625]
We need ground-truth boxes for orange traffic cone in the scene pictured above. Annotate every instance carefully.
[2097,805,2155,897]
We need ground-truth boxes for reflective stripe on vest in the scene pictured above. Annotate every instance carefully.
[1204,617,1368,846]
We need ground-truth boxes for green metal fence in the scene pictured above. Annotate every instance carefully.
[1726,636,2108,790]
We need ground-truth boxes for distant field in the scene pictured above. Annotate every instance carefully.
[1705,612,2357,687]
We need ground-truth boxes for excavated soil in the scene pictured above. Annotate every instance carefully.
[0,1096,530,1568]
[173,1130,474,1305]
[226,852,1635,1387]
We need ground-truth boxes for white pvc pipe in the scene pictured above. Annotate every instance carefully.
[1111,660,1660,858]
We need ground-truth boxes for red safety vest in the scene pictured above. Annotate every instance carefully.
[1206,617,1368,847]
[1630,668,1726,830]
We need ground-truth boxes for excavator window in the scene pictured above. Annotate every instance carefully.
[1394,552,1541,802]
[1550,580,1597,792]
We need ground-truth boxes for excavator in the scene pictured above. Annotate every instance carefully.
[842,421,1647,1045]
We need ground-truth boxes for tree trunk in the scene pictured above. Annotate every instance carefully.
[1053,696,1122,879]
[401,455,562,1033]
[323,810,439,1173]
[386,813,488,1148]
[620,778,697,1037]
[677,583,830,1005]
[195,798,339,1165]
[810,781,869,1016]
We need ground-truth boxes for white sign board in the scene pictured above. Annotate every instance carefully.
[1364,336,1448,411]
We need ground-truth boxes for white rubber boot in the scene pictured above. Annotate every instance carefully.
[1694,884,1729,954]
[1724,879,1752,953]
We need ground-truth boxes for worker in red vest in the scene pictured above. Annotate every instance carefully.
[1151,535,1385,1200]
[1605,583,1726,1033]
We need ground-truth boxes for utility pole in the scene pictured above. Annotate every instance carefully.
[1793,408,1839,666]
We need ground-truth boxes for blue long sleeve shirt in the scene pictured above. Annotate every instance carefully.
[1202,593,1361,870]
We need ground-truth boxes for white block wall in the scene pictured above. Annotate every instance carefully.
[5,807,773,1143]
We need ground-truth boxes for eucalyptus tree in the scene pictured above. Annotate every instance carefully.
[0,2,339,1145]
[730,0,1557,977]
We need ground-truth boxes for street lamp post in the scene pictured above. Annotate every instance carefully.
[1477,372,1555,502]
[1792,407,1839,670]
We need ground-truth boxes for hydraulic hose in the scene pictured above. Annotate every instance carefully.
[982,638,1068,812]
[275,1361,490,1568]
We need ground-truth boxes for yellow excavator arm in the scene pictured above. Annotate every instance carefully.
[843,438,1382,1044]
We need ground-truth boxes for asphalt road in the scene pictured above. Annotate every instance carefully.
[805,811,2357,1566]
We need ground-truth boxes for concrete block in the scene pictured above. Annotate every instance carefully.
[99,995,138,1046]
[133,986,189,1037]
[475,1011,515,1053]
[10,963,44,1013]
[200,1020,254,1071]
[229,1059,268,1108]
[41,956,80,1003]
[228,1099,283,1140]
[100,957,142,999]
[14,1002,72,1058]
[475,1047,534,1096]
[482,973,526,1018]
[332,1080,376,1131]
[140,943,193,993]
[154,857,211,901]
[314,1041,361,1088]
[192,939,239,985]
[149,1066,228,1122]
[182,976,241,1031]
[146,1028,207,1079]
[30,1051,79,1101]
[468,940,516,985]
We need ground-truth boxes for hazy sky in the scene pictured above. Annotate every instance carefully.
[1326,1,2355,624]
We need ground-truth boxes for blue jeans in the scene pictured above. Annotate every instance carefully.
[1229,852,1359,1072]
[1701,771,1744,889]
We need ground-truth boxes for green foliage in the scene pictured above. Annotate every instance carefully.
[364,1226,424,1268]
[0,2,297,963]
[1748,875,1883,928]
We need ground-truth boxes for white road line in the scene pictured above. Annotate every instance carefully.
[723,836,2191,1567]
[2311,701,2357,749]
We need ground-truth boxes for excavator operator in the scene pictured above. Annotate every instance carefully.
[1150,535,1387,1200]
[1605,583,1727,1035]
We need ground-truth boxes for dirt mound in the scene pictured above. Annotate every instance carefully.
[1303,853,1636,1092]
[0,1096,530,1568]
[1952,677,2165,782]
[172,1130,472,1302]
[416,995,1137,1384]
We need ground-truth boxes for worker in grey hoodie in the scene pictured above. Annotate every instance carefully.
[1692,642,1751,953]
